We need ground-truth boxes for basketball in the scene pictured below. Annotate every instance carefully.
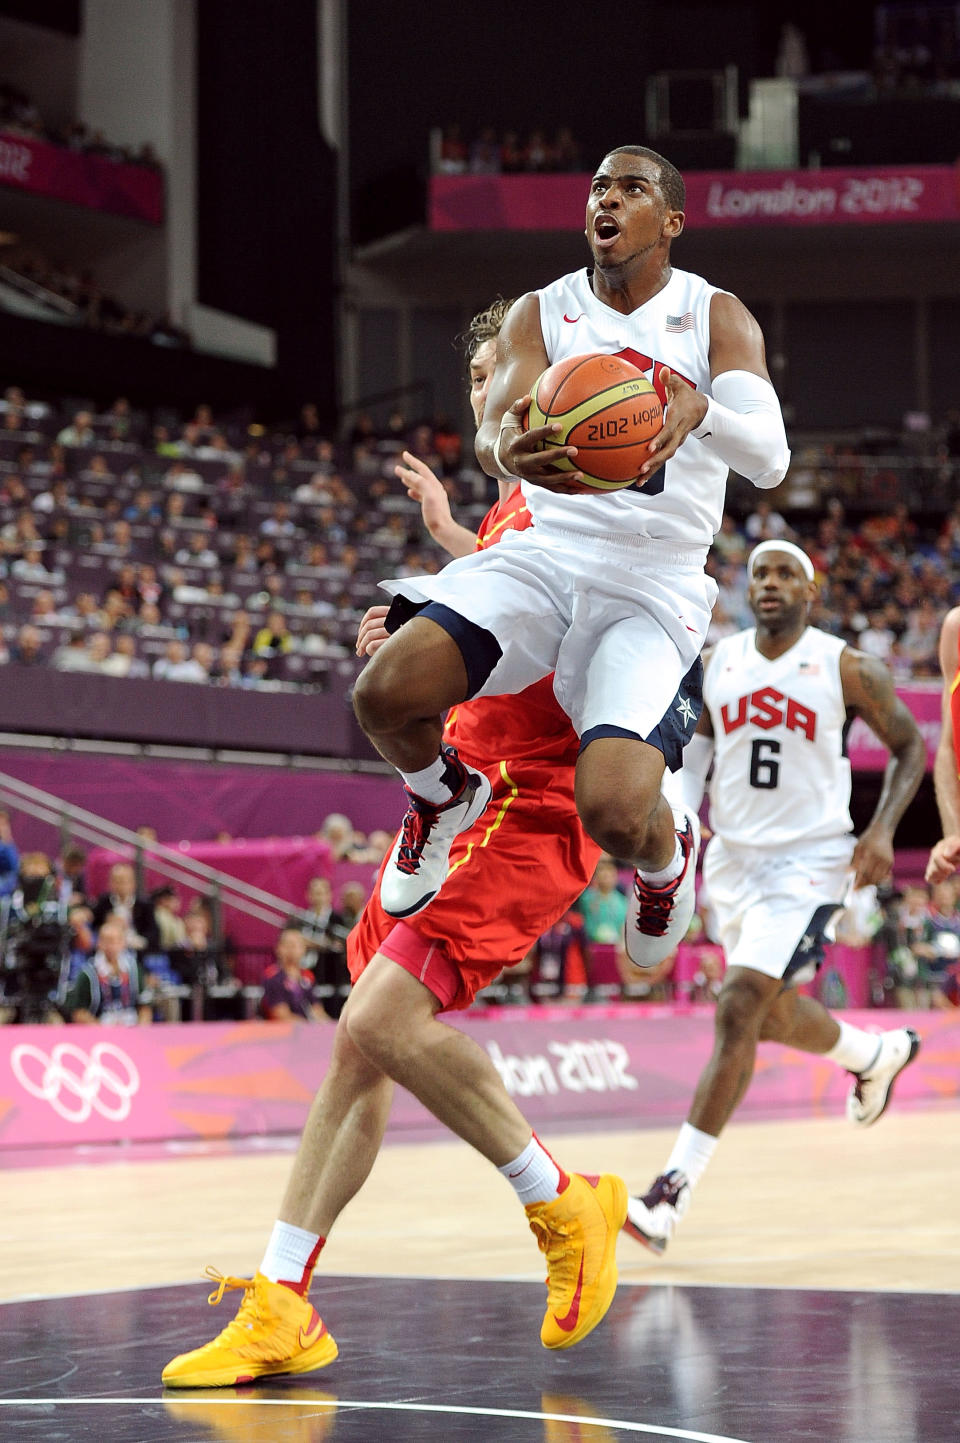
[523,353,664,491]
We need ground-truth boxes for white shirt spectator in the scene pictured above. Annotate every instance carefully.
[153,656,209,683]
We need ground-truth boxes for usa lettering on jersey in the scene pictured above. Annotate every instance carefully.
[720,686,817,742]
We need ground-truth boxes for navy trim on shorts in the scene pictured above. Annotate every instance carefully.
[782,902,844,987]
[578,655,704,773]
[419,601,503,700]
[579,724,644,752]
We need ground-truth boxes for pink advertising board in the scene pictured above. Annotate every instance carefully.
[847,682,941,771]
[1,1008,956,1152]
[0,129,164,224]
[430,164,960,232]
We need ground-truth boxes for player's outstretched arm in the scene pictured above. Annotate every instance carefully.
[927,607,960,882]
[640,292,789,489]
[395,450,477,559]
[475,294,588,493]
[841,647,926,888]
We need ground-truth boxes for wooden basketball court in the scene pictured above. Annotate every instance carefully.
[2,1106,958,1441]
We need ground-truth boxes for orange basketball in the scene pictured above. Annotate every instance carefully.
[523,353,663,491]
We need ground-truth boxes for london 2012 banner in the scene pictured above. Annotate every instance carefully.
[430,164,960,232]
[1,1009,957,1151]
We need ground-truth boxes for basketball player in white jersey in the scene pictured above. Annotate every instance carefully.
[624,541,925,1254]
[354,144,791,976]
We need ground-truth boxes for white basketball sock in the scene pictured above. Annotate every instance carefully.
[499,1134,565,1206]
[638,835,684,887]
[401,752,463,804]
[825,1020,883,1075]
[260,1219,325,1295]
[665,1122,718,1188]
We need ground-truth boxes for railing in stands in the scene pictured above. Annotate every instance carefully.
[0,768,293,938]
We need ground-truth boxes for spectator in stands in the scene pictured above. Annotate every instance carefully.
[213,643,245,687]
[175,532,219,568]
[0,811,19,898]
[11,544,55,583]
[81,632,116,674]
[153,639,207,683]
[32,479,72,514]
[260,501,297,539]
[10,625,45,666]
[111,634,150,678]
[58,846,89,906]
[293,472,335,506]
[56,411,94,448]
[291,876,352,1018]
[51,634,89,672]
[252,611,293,676]
[578,857,628,995]
[528,908,587,1000]
[166,459,204,493]
[170,909,223,989]
[151,886,187,951]
[317,812,357,862]
[745,498,791,541]
[124,489,162,524]
[91,862,159,955]
[261,927,327,1022]
[62,916,151,1026]
[336,880,368,931]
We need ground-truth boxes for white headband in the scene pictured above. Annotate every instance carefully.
[748,540,815,582]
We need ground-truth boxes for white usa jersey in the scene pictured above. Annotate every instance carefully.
[705,626,852,849]
[532,266,729,547]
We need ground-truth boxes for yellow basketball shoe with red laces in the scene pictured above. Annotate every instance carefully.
[525,1172,627,1350]
[161,1268,338,1388]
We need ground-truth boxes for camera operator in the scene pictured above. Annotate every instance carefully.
[61,916,152,1026]
[0,851,72,1024]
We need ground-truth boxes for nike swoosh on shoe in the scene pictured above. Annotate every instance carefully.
[553,1253,585,1333]
[299,1311,326,1349]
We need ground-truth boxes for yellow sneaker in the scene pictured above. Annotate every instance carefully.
[161,1268,338,1388]
[526,1172,627,1350]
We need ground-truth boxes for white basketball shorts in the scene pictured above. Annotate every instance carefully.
[702,835,855,985]
[379,522,716,746]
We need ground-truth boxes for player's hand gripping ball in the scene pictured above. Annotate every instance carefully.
[523,353,664,491]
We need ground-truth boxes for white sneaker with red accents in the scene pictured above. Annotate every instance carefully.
[622,1169,690,1256]
[380,758,492,919]
[624,806,700,969]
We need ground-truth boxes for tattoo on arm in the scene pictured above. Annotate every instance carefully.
[844,650,925,832]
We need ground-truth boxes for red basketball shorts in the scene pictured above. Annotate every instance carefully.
[347,755,601,1011]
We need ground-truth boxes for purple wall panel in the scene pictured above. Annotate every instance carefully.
[0,749,402,852]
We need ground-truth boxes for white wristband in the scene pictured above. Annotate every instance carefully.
[493,420,520,479]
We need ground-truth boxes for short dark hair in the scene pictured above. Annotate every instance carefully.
[460,297,516,362]
[604,146,685,213]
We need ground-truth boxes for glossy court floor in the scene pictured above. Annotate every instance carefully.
[3,1108,959,1442]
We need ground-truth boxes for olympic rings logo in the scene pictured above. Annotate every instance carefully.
[10,1041,141,1124]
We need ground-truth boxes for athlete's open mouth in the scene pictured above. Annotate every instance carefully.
[594,216,620,247]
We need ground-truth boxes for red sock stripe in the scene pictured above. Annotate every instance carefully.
[533,1132,570,1195]
[278,1234,326,1297]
